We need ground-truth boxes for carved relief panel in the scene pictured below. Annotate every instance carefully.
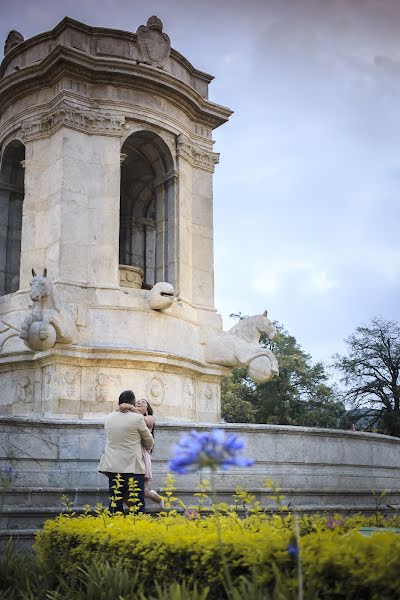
[145,376,165,407]
[41,365,58,414]
[12,372,35,413]
[197,382,219,420]
[80,370,120,416]
[58,366,81,414]
[182,377,196,420]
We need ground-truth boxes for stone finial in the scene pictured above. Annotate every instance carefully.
[147,16,163,31]
[136,16,171,69]
[4,30,24,56]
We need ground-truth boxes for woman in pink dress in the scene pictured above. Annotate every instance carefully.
[119,397,164,508]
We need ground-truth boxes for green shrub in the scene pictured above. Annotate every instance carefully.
[303,529,400,600]
[33,511,400,599]
[35,512,293,597]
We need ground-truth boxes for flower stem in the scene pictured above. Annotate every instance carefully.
[294,513,303,600]
[209,470,234,598]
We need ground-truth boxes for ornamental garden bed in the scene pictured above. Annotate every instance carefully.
[1,508,400,599]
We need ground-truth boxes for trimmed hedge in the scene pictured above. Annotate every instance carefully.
[35,513,293,593]
[34,511,400,599]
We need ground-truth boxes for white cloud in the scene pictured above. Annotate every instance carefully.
[251,261,337,297]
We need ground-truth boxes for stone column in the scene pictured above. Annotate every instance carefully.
[19,134,63,289]
[176,139,193,302]
[165,174,177,287]
[5,191,23,293]
[61,131,121,287]
[0,177,10,294]
[20,128,121,288]
[155,182,166,283]
[131,219,145,270]
[191,167,215,308]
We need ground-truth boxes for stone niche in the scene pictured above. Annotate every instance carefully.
[0,15,233,422]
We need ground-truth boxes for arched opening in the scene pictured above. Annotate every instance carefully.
[0,140,25,296]
[119,131,175,289]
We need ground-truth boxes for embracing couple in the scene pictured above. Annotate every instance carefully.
[98,390,164,513]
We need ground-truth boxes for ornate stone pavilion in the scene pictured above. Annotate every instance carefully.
[0,16,235,422]
[0,16,399,544]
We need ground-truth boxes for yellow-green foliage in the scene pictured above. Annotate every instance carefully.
[34,511,400,599]
[35,513,293,593]
[302,529,400,599]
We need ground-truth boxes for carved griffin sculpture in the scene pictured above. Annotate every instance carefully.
[20,269,77,352]
[205,311,279,384]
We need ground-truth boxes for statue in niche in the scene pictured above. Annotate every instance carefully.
[148,282,175,310]
[205,311,279,384]
[4,30,24,56]
[20,269,77,352]
[136,16,171,69]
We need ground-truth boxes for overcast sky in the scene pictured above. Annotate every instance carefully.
[2,0,400,367]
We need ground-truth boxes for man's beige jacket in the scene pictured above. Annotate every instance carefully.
[98,411,154,474]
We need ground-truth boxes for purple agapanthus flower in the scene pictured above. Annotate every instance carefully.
[288,543,298,559]
[168,429,254,474]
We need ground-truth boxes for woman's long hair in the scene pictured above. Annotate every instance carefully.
[145,399,154,417]
[140,398,155,438]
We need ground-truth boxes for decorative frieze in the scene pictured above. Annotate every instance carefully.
[176,134,219,172]
[21,102,126,142]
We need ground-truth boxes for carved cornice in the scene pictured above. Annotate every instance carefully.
[21,101,126,142]
[0,44,232,131]
[176,134,219,173]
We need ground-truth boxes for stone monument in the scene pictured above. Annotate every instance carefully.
[0,15,240,423]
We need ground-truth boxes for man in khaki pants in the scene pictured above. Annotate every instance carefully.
[99,390,154,513]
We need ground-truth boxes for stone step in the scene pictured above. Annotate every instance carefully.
[0,529,37,552]
[2,486,400,509]
[2,487,399,534]
[0,504,167,530]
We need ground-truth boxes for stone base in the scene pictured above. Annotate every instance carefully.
[0,346,224,422]
[0,283,228,422]
[1,417,400,546]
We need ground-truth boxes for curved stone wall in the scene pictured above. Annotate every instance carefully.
[1,417,400,542]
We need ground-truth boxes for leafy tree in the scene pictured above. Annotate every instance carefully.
[222,321,345,428]
[334,317,400,437]
[221,371,256,423]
